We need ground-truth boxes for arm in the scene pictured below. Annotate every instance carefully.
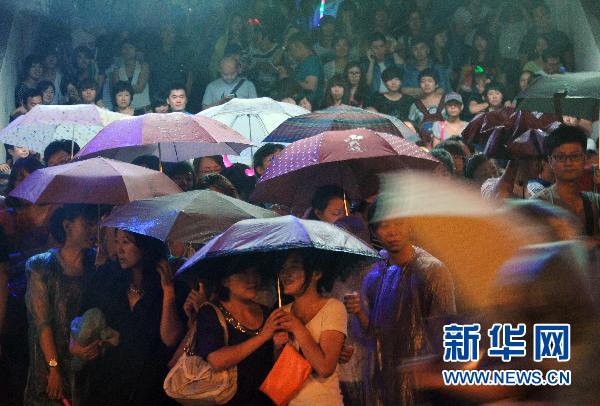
[365,59,375,87]
[131,63,150,94]
[157,260,183,347]
[298,75,318,92]
[401,87,423,98]
[469,99,489,115]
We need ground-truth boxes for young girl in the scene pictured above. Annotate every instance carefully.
[279,250,347,405]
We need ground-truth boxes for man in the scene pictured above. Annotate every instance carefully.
[402,37,451,97]
[166,84,189,113]
[364,32,398,94]
[10,88,43,121]
[253,143,284,177]
[347,201,456,405]
[284,32,323,106]
[202,56,257,110]
[541,48,564,75]
[533,125,600,239]
[43,139,80,167]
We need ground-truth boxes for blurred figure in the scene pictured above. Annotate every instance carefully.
[195,173,239,198]
[193,155,225,181]
[221,163,256,201]
[111,40,150,111]
[434,140,466,177]
[131,155,160,171]
[464,154,499,188]
[164,161,195,192]
[14,55,43,109]
[306,185,347,223]
[37,80,56,105]
[43,139,80,167]
[430,148,455,177]
[252,143,284,178]
[323,74,348,108]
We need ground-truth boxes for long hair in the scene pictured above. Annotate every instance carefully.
[343,61,368,107]
[323,74,349,108]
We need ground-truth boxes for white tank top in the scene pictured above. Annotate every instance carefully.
[118,62,150,109]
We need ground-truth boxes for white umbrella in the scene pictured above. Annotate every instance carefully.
[197,97,309,165]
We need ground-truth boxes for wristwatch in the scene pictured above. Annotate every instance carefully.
[48,358,58,368]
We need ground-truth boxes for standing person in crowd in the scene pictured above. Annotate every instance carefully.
[248,26,283,97]
[356,202,456,405]
[79,79,103,107]
[10,89,43,121]
[1,146,31,174]
[408,68,446,138]
[396,9,426,59]
[166,84,189,113]
[522,34,550,75]
[313,16,336,63]
[364,32,397,95]
[71,46,103,91]
[323,37,350,84]
[431,92,468,146]
[112,80,143,116]
[41,49,63,105]
[334,1,362,59]
[306,185,346,224]
[196,173,239,198]
[279,250,347,405]
[164,161,195,192]
[37,81,56,105]
[282,32,324,107]
[60,78,81,105]
[253,143,284,178]
[458,30,502,96]
[195,256,288,405]
[78,231,185,405]
[193,155,225,181]
[44,140,80,167]
[402,37,451,97]
[367,66,414,120]
[435,139,468,176]
[344,62,369,108]
[24,204,99,405]
[322,75,348,108]
[202,56,257,110]
[430,28,453,77]
[15,55,43,109]
[112,40,151,112]
[464,153,500,188]
[483,82,507,112]
[210,13,247,81]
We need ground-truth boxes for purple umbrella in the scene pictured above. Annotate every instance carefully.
[76,113,252,162]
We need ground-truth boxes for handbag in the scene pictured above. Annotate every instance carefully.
[259,343,312,406]
[163,302,237,405]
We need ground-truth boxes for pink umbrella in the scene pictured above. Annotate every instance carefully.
[76,113,253,162]
[250,128,439,211]
[9,157,181,205]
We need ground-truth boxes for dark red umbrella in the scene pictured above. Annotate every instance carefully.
[250,128,438,211]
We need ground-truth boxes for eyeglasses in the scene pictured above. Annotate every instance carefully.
[551,153,584,163]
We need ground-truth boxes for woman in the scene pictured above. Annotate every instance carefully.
[322,75,348,108]
[367,66,414,120]
[344,62,369,108]
[306,185,346,224]
[279,250,347,405]
[24,204,98,405]
[209,13,247,80]
[323,37,350,84]
[195,257,287,405]
[458,30,501,95]
[37,80,56,105]
[71,46,103,91]
[15,54,43,108]
[431,93,468,146]
[111,80,143,116]
[111,40,150,111]
[522,34,550,75]
[334,2,361,59]
[60,78,81,105]
[193,155,225,180]
[79,230,184,405]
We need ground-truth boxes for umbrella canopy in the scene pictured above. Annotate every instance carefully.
[264,105,409,143]
[516,72,600,121]
[0,104,126,153]
[9,157,181,205]
[197,97,309,165]
[101,190,276,243]
[176,215,380,279]
[372,171,540,310]
[251,128,439,211]
[75,113,252,162]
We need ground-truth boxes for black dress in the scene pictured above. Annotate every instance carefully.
[195,302,275,406]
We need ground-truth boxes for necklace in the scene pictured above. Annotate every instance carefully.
[218,304,262,336]
[128,284,144,296]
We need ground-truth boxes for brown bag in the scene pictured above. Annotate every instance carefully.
[259,344,312,406]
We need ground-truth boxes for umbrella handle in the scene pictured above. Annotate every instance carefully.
[553,92,565,121]
[277,276,282,308]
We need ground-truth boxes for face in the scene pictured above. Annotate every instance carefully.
[473,160,499,185]
[197,157,222,176]
[224,268,260,301]
[26,96,42,111]
[121,43,137,60]
[330,84,345,100]
[412,42,429,62]
[452,153,465,175]
[519,72,532,91]
[172,172,194,191]
[474,35,488,52]
[486,89,503,107]
[545,57,561,74]
[116,230,144,270]
[257,151,281,175]
[167,89,187,111]
[370,40,386,61]
[419,76,437,94]
[373,218,411,254]
[67,84,80,103]
[434,31,448,48]
[220,60,239,83]
[384,77,401,92]
[65,216,97,248]
[280,252,319,297]
[42,86,55,104]
[9,146,29,160]
[81,87,97,103]
[47,150,71,167]
[44,54,58,69]
[115,90,131,108]
[335,39,349,58]
[445,102,462,117]
[347,66,361,86]
[315,196,345,224]
[154,104,169,113]
[28,63,43,80]
[76,52,90,70]
[548,142,586,182]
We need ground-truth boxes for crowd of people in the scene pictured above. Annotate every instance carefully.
[1,0,599,405]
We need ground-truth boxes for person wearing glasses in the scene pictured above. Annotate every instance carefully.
[532,125,600,239]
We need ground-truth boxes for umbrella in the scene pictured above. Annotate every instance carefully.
[0,104,126,153]
[197,97,309,166]
[263,105,412,143]
[175,215,380,280]
[75,113,252,162]
[251,128,439,211]
[101,190,277,244]
[516,72,600,121]
[9,157,181,205]
[372,171,541,310]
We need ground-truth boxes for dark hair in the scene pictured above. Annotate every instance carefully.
[60,77,79,99]
[5,156,44,205]
[193,155,225,175]
[151,97,169,110]
[73,46,93,61]
[278,249,337,294]
[411,35,430,48]
[343,61,369,106]
[323,74,349,108]
[319,15,335,27]
[79,78,97,91]
[131,155,160,170]
[311,184,344,214]
[436,140,466,157]
[543,125,587,157]
[253,143,284,173]
[418,68,439,84]
[49,204,98,244]
[112,80,133,107]
[22,88,43,104]
[381,66,403,83]
[464,153,490,179]
[288,31,313,49]
[430,148,455,174]
[221,163,256,201]
[541,47,561,63]
[196,173,239,198]
[44,139,80,163]
[272,78,303,101]
[22,54,43,79]
[36,80,55,94]
[167,83,187,96]
[213,254,268,301]
[484,81,504,96]
[368,32,386,45]
[164,160,193,177]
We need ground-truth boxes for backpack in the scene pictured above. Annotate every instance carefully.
[415,96,445,144]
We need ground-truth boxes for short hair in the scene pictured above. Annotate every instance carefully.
[112,80,133,104]
[131,155,160,170]
[36,80,55,94]
[60,77,79,98]
[79,78,97,91]
[543,125,587,157]
[464,153,490,179]
[23,88,43,103]
[167,83,187,96]
[411,35,429,48]
[484,81,505,96]
[368,32,386,45]
[253,143,284,172]
[196,173,239,198]
[288,31,313,49]
[430,148,455,174]
[418,68,439,84]
[164,160,194,177]
[44,139,80,163]
[436,140,466,157]
[193,155,225,174]
[311,184,344,212]
[5,156,44,204]
[381,66,403,83]
[22,54,43,76]
[49,204,98,243]
[541,48,561,63]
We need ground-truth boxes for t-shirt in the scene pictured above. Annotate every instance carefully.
[402,62,451,93]
[283,299,347,406]
[367,93,414,121]
[294,54,323,105]
[202,77,258,107]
